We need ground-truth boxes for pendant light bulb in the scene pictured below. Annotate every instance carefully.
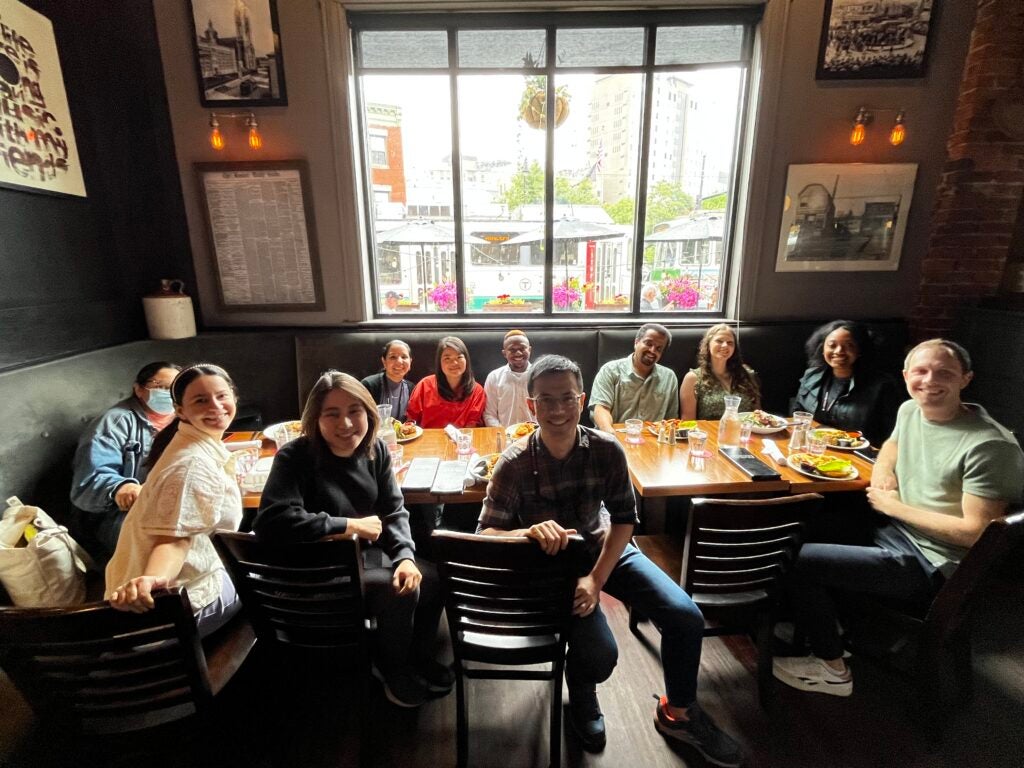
[889,110,906,146]
[850,107,868,147]
[246,114,262,150]
[209,114,225,150]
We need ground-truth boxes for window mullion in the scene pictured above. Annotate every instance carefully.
[543,25,556,315]
[448,28,466,315]
[631,25,657,312]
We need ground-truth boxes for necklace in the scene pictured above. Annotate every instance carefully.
[821,376,849,413]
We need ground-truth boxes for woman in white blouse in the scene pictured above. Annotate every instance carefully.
[105,363,242,636]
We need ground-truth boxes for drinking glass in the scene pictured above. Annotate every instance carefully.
[790,411,812,453]
[687,428,708,458]
[739,422,753,446]
[625,418,644,444]
[457,429,474,457]
[388,443,404,471]
[807,434,827,456]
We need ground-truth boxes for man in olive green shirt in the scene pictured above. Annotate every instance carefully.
[590,323,679,433]
[774,339,1024,698]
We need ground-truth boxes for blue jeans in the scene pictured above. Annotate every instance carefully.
[567,544,705,707]
[789,521,943,660]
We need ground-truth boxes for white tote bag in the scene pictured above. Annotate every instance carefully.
[0,496,89,607]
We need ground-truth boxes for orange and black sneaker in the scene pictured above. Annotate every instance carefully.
[653,695,743,767]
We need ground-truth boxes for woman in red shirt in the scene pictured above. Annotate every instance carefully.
[407,336,486,428]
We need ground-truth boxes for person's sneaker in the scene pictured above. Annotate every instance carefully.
[415,659,455,697]
[653,696,744,768]
[371,664,428,707]
[772,655,852,697]
[568,685,606,752]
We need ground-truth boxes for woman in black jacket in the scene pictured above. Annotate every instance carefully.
[361,339,414,421]
[254,370,449,708]
[791,320,903,446]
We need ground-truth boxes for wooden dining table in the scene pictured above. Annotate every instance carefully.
[228,426,507,510]
[611,420,874,497]
[229,420,873,512]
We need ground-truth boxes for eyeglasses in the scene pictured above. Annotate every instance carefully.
[145,380,172,391]
[527,393,584,411]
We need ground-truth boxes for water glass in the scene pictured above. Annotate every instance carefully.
[388,443,404,471]
[790,411,812,453]
[807,434,827,456]
[456,429,474,457]
[687,428,708,458]
[739,421,753,445]
[625,418,644,444]
[231,447,260,486]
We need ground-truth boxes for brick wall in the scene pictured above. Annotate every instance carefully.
[911,0,1024,339]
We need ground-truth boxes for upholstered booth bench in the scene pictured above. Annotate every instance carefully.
[0,320,911,531]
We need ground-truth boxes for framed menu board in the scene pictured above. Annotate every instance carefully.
[195,160,324,311]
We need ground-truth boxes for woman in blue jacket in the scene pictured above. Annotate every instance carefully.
[69,361,180,564]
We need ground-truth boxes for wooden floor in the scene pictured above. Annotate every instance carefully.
[2,588,1022,768]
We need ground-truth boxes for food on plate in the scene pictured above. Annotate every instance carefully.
[474,453,502,481]
[741,410,785,428]
[650,419,697,434]
[790,452,854,478]
[508,422,537,439]
[811,428,864,448]
[392,419,419,438]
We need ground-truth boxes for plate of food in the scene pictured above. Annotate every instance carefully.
[787,453,859,481]
[739,410,788,434]
[506,422,538,441]
[646,419,698,438]
[264,420,303,449]
[392,419,423,443]
[470,453,502,483]
[809,428,869,451]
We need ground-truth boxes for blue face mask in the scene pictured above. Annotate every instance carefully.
[145,388,175,415]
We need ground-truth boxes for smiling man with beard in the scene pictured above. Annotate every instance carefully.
[590,323,679,433]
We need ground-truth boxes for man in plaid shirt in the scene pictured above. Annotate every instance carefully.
[478,354,742,767]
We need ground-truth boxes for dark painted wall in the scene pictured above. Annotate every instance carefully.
[0,0,193,372]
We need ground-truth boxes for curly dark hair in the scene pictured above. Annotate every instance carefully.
[804,320,877,375]
[695,324,759,401]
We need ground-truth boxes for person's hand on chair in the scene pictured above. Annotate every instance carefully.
[525,520,578,556]
[110,575,169,613]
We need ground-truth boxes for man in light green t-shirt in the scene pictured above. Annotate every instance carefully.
[590,323,679,433]
[774,339,1024,699]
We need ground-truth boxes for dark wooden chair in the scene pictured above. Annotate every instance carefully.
[212,531,374,766]
[0,586,255,735]
[631,493,821,705]
[845,509,1024,728]
[212,531,368,654]
[432,530,583,768]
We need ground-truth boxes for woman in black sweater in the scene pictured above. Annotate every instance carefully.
[254,370,450,708]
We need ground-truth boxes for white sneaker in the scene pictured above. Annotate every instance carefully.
[772,655,852,697]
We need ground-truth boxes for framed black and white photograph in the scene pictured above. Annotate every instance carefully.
[775,163,918,273]
[816,0,938,80]
[195,161,323,312]
[188,0,287,107]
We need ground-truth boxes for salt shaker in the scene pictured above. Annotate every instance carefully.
[789,422,809,453]
[667,424,677,445]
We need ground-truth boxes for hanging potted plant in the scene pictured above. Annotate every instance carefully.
[519,73,570,130]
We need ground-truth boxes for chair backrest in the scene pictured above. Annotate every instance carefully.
[431,531,583,665]
[0,587,214,734]
[682,494,822,606]
[212,531,366,652]
[922,509,1024,647]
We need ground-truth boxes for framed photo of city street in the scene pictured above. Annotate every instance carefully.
[816,0,938,80]
[188,0,287,107]
[775,163,918,273]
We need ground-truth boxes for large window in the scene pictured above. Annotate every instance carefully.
[350,11,758,317]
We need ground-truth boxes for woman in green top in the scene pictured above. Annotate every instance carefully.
[680,324,761,420]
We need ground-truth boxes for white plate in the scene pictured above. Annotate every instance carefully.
[786,454,859,482]
[739,412,788,434]
[396,425,424,443]
[264,420,303,447]
[505,422,538,441]
[809,429,870,451]
[470,453,501,483]
[240,456,275,492]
